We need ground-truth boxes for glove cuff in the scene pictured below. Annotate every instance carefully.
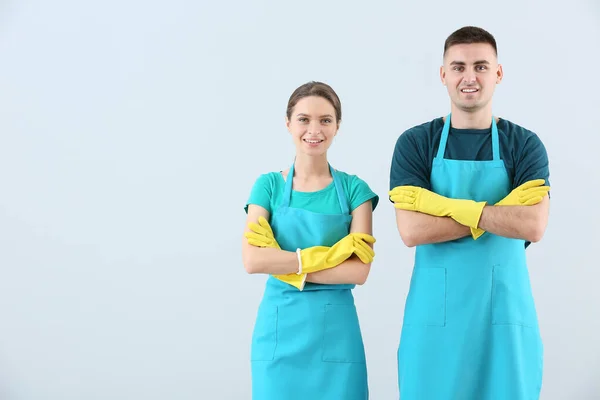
[295,248,303,275]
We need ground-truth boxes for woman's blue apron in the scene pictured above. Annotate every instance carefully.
[251,163,368,399]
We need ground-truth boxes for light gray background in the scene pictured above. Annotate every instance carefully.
[1,0,598,399]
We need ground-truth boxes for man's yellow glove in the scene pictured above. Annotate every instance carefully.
[299,233,376,274]
[244,216,307,290]
[471,179,551,239]
[389,185,486,230]
[496,179,550,206]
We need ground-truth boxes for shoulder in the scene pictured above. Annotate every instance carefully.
[498,119,545,145]
[497,118,548,162]
[254,171,282,184]
[246,172,283,214]
[398,117,444,141]
[334,169,379,210]
[250,171,283,192]
[394,117,444,152]
[333,170,369,187]
[333,169,373,195]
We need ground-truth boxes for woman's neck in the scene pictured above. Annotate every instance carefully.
[293,153,330,179]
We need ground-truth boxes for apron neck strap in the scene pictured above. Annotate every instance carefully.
[281,162,295,208]
[281,161,349,214]
[437,114,500,161]
[331,165,350,215]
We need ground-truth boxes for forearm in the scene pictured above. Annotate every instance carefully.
[478,197,549,242]
[242,245,299,275]
[396,209,470,247]
[306,256,370,285]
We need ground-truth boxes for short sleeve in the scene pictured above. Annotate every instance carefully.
[513,132,550,189]
[349,176,379,212]
[244,174,273,214]
[512,131,550,249]
[389,128,431,196]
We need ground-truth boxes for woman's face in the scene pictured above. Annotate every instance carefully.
[286,96,339,157]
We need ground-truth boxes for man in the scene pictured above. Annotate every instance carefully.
[389,26,551,400]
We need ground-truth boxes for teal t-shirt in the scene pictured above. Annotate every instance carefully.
[245,170,379,216]
[389,117,550,248]
[389,117,550,191]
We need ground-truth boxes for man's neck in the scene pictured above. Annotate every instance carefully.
[448,106,494,129]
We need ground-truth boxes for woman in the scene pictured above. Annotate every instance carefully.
[241,81,379,399]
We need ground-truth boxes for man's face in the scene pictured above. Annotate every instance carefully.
[440,43,503,113]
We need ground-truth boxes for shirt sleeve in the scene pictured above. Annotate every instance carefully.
[389,128,431,197]
[512,131,550,249]
[349,176,379,212]
[244,173,273,214]
[513,132,551,189]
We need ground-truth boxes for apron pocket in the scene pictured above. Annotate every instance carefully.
[322,304,366,363]
[403,267,446,326]
[251,306,278,361]
[492,264,537,327]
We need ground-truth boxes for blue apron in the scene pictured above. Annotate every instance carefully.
[251,163,369,400]
[397,115,543,399]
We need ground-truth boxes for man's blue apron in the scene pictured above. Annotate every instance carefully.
[397,115,543,399]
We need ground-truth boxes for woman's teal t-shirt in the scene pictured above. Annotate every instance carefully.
[245,170,379,215]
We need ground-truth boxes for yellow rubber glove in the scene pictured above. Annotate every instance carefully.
[245,218,376,288]
[244,216,307,290]
[389,186,486,230]
[244,216,280,249]
[471,179,551,239]
[273,271,308,291]
[496,179,550,206]
[299,233,376,274]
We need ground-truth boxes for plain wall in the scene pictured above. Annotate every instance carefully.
[0,0,599,398]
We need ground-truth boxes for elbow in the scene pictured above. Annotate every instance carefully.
[355,275,368,285]
[526,225,546,243]
[242,242,267,274]
[354,264,371,285]
[402,238,418,248]
[395,210,420,247]
[526,199,549,243]
[242,253,260,274]
[399,230,418,248]
[243,260,256,274]
[526,215,548,243]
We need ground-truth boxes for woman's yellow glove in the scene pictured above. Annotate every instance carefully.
[244,216,281,249]
[244,217,307,290]
[390,185,486,230]
[299,233,376,274]
[244,218,376,290]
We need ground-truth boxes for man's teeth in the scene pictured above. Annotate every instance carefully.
[461,88,478,93]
